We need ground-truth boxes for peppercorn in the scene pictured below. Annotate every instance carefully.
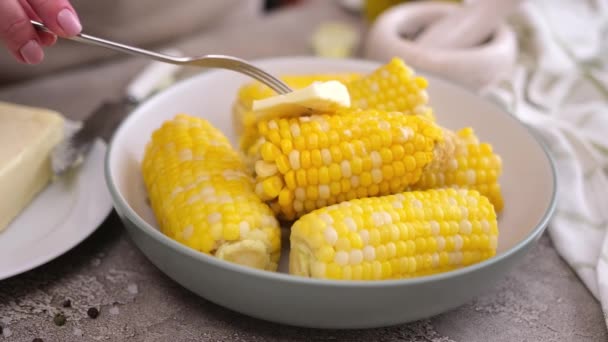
[33,338,43,342]
[87,307,99,319]
[62,299,71,308]
[53,313,66,326]
[0,325,3,334]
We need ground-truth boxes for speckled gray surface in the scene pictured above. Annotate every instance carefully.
[0,1,607,341]
[1,218,606,342]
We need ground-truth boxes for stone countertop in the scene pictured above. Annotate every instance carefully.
[0,1,607,341]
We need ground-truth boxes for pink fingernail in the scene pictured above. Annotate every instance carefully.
[57,8,82,36]
[20,40,44,64]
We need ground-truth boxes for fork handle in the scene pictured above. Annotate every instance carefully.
[31,20,292,95]
[31,20,184,64]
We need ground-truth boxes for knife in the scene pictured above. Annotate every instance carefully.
[51,50,182,176]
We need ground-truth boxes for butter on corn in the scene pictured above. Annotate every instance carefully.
[289,188,498,280]
[413,127,504,211]
[141,114,282,271]
[233,73,361,148]
[248,109,443,220]
[251,80,351,123]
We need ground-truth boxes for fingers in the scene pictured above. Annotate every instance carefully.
[18,0,56,47]
[0,0,80,64]
[27,0,81,37]
[18,0,40,20]
[0,0,44,64]
[39,31,57,46]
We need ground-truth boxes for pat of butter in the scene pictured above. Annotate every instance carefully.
[251,80,351,122]
[0,102,64,232]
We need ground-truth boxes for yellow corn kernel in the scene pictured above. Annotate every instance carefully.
[257,176,283,200]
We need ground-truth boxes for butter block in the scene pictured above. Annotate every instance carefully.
[0,102,64,232]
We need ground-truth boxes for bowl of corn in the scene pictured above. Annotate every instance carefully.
[105,57,556,329]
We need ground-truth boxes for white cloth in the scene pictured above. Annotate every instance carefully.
[481,0,608,327]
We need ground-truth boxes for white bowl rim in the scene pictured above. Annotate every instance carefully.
[104,56,557,288]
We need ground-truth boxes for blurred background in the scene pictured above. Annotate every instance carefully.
[0,0,472,86]
[0,0,605,95]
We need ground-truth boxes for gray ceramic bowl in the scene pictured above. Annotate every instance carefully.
[105,57,556,329]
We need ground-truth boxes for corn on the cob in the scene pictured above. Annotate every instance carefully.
[289,188,498,280]
[412,127,504,211]
[248,109,443,220]
[141,114,282,271]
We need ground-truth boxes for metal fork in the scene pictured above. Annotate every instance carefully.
[31,20,292,95]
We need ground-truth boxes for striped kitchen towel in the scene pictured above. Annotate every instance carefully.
[482,0,608,327]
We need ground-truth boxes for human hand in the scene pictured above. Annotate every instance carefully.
[0,0,81,64]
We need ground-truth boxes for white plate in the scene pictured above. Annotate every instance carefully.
[0,140,113,280]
